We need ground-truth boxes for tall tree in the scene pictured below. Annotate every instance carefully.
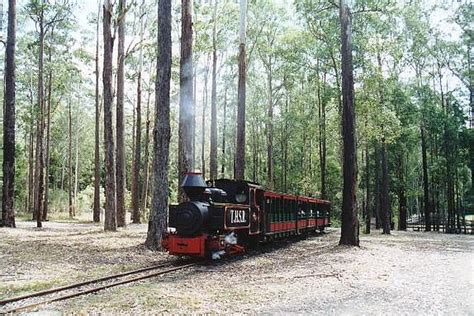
[103,0,117,231]
[365,136,370,233]
[1,0,17,228]
[338,0,359,246]
[131,1,146,224]
[377,52,390,234]
[420,123,431,231]
[380,137,391,234]
[221,88,227,177]
[116,0,126,227]
[201,64,209,178]
[33,1,46,228]
[146,0,172,250]
[317,69,327,199]
[93,1,101,223]
[141,75,153,213]
[27,120,35,216]
[68,99,74,218]
[209,0,218,180]
[27,0,73,227]
[178,0,194,199]
[42,29,53,221]
[235,0,247,180]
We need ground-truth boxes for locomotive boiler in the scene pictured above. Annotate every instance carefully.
[161,173,330,258]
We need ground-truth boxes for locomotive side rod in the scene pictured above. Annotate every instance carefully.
[0,261,200,314]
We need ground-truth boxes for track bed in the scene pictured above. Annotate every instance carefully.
[1,219,472,314]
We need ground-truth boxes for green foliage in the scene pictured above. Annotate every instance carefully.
[2,0,470,227]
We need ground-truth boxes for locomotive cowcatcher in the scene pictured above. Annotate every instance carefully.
[161,173,330,259]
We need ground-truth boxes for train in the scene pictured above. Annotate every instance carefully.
[161,173,331,259]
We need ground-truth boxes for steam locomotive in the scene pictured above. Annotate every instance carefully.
[161,173,331,259]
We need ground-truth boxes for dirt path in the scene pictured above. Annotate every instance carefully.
[1,220,473,314]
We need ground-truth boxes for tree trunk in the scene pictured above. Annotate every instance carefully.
[338,0,359,246]
[103,0,117,231]
[93,1,101,223]
[146,0,172,250]
[209,0,218,180]
[317,69,327,199]
[221,88,227,177]
[68,100,74,218]
[266,59,274,190]
[43,36,53,222]
[380,138,390,234]
[377,52,390,234]
[24,132,29,213]
[141,79,152,213]
[116,0,126,227]
[1,0,17,228]
[442,82,455,232]
[421,125,431,231]
[74,117,79,216]
[132,3,145,224]
[365,135,370,233]
[178,0,194,201]
[34,8,45,228]
[193,68,197,167]
[374,142,381,229]
[397,153,407,231]
[235,0,247,180]
[43,69,52,221]
[201,66,208,178]
[284,93,288,192]
[252,116,257,182]
[28,122,35,216]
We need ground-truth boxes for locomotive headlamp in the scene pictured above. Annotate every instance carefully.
[235,192,247,203]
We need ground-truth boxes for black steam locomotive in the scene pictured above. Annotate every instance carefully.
[161,173,330,258]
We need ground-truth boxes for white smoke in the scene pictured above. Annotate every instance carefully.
[224,231,237,245]
[212,232,238,260]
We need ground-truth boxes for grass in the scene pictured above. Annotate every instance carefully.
[0,279,64,300]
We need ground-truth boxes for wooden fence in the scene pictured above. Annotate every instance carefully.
[407,218,474,234]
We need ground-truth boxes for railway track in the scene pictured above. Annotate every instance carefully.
[0,260,201,314]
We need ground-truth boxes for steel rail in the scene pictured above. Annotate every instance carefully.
[0,262,199,314]
[0,262,176,306]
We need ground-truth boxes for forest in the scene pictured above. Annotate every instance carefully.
[0,0,473,246]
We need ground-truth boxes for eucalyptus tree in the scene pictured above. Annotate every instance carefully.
[178,0,194,201]
[93,1,101,223]
[146,0,172,250]
[131,0,147,224]
[25,0,74,227]
[2,0,17,228]
[115,0,126,227]
[42,13,75,221]
[295,0,344,207]
[209,0,218,180]
[103,0,117,231]
[68,97,74,217]
[253,2,287,190]
[338,0,359,246]
[235,0,247,180]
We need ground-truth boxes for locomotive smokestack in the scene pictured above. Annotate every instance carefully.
[181,172,207,201]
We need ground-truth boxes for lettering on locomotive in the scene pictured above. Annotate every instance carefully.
[226,207,250,228]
